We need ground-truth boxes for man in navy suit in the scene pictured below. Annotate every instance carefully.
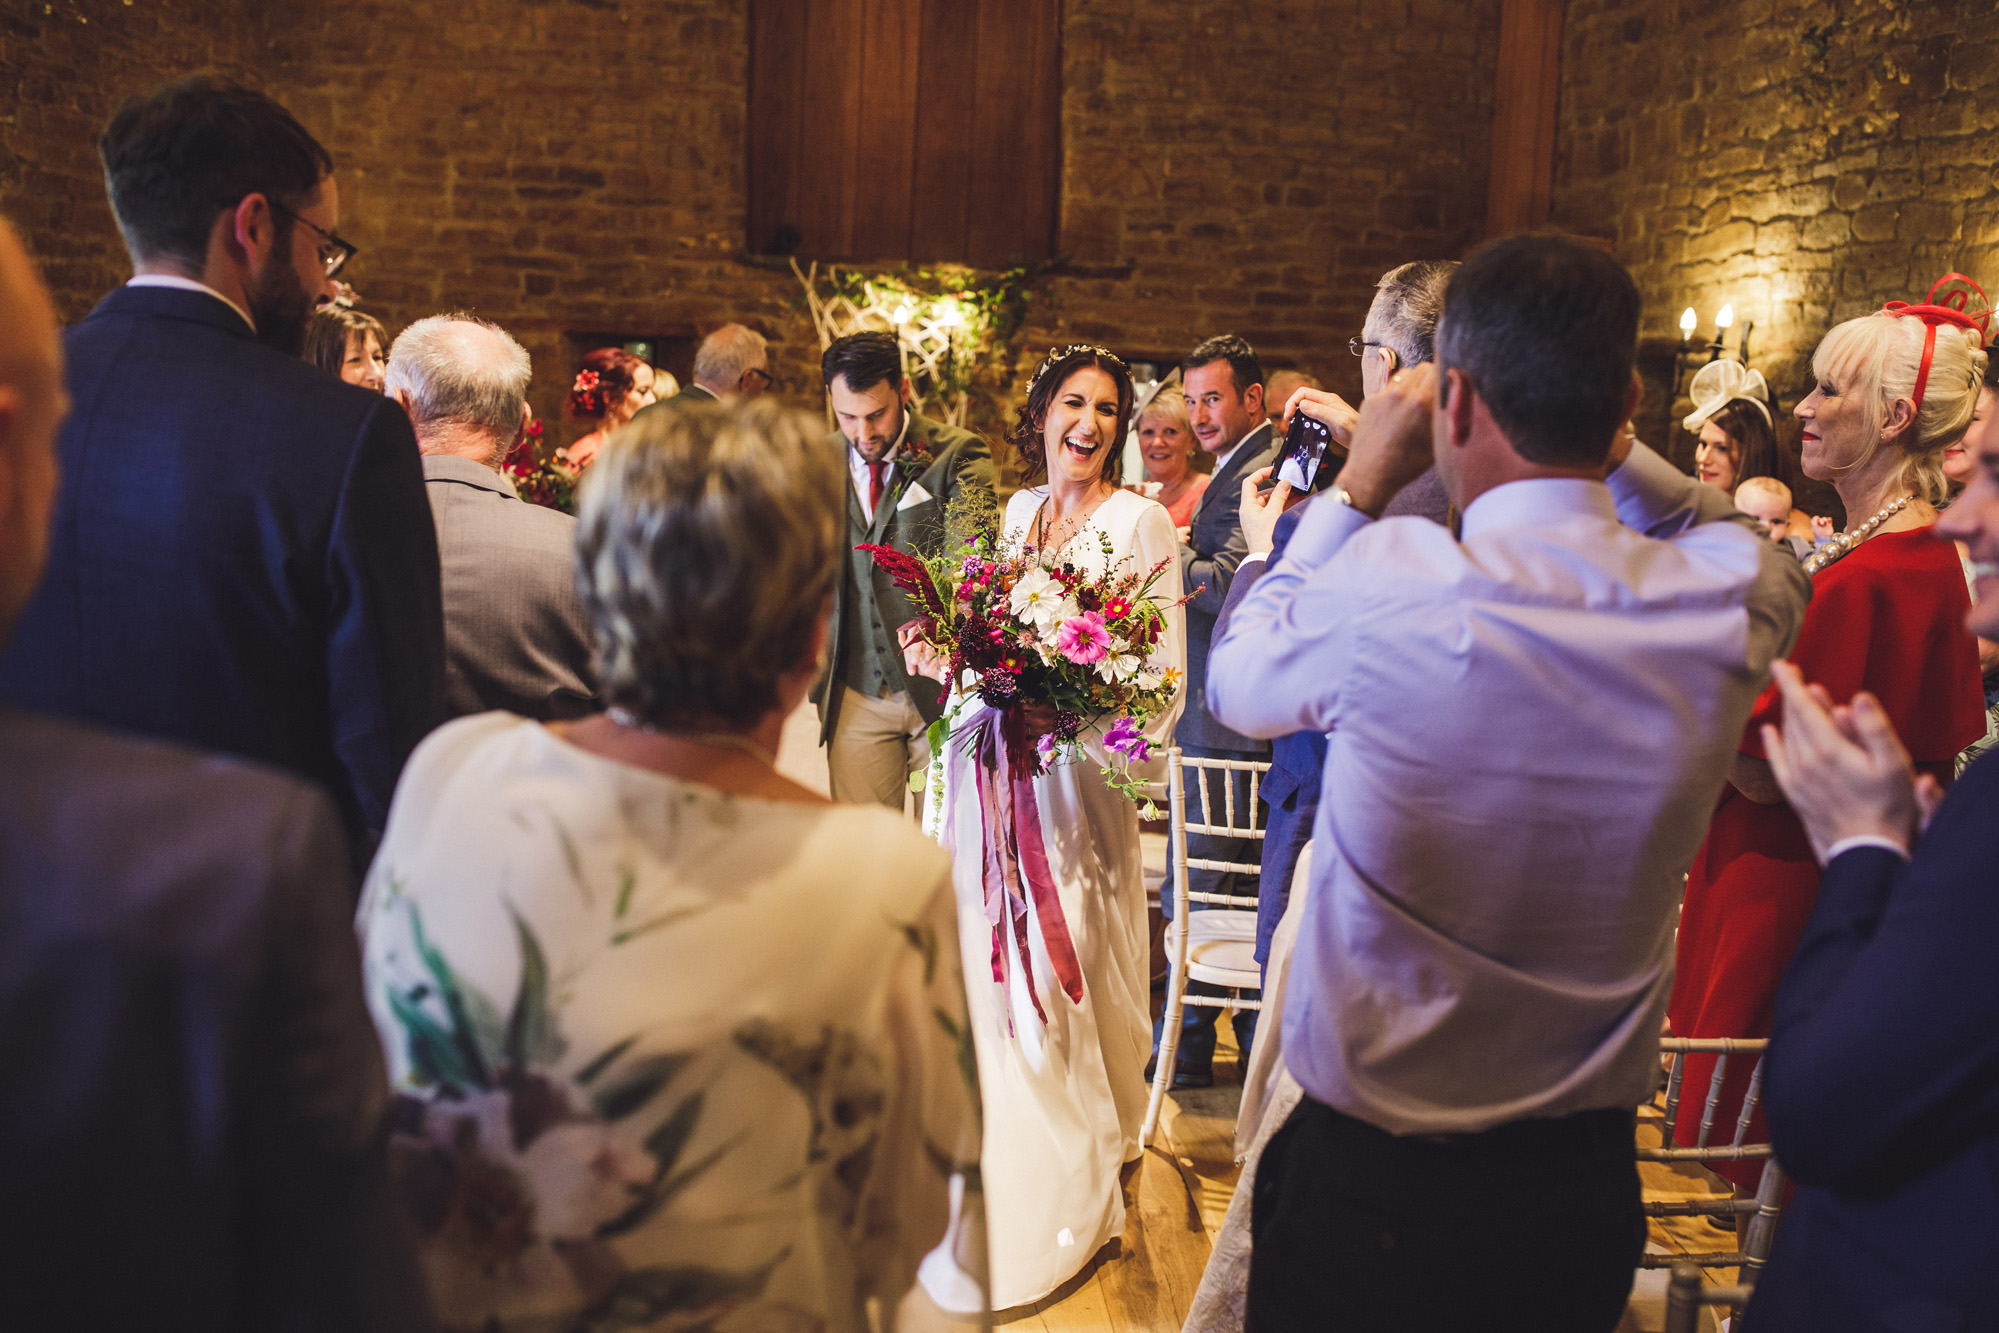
[1746,422,1999,1329]
[1217,261,1458,974]
[0,215,433,1331]
[1154,334,1282,1086]
[0,76,443,849]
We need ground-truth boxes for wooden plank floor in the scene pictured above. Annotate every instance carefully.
[996,1034,1244,1332]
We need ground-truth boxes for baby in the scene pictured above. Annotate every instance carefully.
[1733,476,1794,544]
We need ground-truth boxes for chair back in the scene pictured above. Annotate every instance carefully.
[1168,748,1266,919]
[1664,1262,1752,1333]
[1637,1038,1787,1289]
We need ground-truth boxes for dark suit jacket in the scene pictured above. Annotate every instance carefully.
[1747,751,1999,1330]
[422,454,596,722]
[817,412,995,745]
[672,383,719,405]
[1176,422,1281,752]
[1212,466,1455,963]
[0,708,433,1331]
[0,286,445,842]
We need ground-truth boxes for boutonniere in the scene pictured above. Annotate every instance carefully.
[893,436,935,483]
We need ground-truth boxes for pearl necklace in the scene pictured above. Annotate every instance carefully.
[1801,494,1916,576]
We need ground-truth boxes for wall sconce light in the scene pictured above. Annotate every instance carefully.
[1675,302,1756,399]
[891,302,913,325]
[935,298,964,329]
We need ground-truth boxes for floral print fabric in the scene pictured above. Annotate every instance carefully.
[361,713,982,1332]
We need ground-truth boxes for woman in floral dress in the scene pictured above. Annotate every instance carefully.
[361,401,984,1332]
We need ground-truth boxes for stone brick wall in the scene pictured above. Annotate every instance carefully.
[0,0,259,323]
[1044,0,1502,394]
[1552,0,1999,496]
[2,0,1503,448]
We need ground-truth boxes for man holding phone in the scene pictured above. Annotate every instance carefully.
[1218,261,1459,980]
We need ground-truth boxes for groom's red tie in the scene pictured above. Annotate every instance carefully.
[867,458,888,513]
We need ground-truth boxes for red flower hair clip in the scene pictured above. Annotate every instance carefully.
[1882,272,1991,412]
[567,368,606,418]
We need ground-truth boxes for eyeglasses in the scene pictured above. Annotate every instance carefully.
[1349,337,1385,356]
[271,202,358,279]
[744,366,775,390]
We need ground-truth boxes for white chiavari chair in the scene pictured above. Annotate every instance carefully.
[1141,747,1268,1143]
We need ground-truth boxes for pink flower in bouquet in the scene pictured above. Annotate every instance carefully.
[1055,612,1112,665]
[1104,714,1151,764]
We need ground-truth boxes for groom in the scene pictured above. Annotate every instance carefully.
[818,331,995,808]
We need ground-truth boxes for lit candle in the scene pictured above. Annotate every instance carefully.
[1715,304,1734,330]
[1679,307,1697,341]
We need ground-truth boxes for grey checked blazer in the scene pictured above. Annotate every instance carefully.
[422,454,597,722]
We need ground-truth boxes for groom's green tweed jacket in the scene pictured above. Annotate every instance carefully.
[816,411,995,746]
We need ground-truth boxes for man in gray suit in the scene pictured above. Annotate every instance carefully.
[0,220,433,1328]
[1156,333,1282,1085]
[386,314,596,722]
[818,331,994,807]
[672,322,771,406]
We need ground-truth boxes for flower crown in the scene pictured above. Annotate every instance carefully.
[1881,272,1992,413]
[1028,343,1128,397]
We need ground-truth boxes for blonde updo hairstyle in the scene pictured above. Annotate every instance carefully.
[1810,312,1990,506]
[575,400,843,730]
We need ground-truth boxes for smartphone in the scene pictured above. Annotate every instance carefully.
[1273,413,1335,493]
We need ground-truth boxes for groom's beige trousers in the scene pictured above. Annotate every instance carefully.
[827,686,933,811]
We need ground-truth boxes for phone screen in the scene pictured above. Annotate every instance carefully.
[1276,415,1333,492]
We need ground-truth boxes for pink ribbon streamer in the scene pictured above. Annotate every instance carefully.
[970,709,1085,1032]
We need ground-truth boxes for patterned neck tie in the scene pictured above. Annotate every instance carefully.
[867,458,889,514]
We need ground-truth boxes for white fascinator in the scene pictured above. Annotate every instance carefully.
[1683,359,1771,432]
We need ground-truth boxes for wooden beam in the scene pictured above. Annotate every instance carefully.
[1485,0,1564,237]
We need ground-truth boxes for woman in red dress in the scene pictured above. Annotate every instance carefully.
[1671,279,1991,1188]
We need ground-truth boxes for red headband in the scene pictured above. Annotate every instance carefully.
[1881,272,1992,414]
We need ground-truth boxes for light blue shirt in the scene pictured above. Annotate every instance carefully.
[1209,442,1809,1134]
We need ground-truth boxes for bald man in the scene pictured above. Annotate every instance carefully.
[0,224,433,1328]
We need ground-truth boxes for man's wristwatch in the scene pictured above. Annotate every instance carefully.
[1330,483,1357,510]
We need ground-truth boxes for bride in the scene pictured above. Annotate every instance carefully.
[914,346,1187,1311]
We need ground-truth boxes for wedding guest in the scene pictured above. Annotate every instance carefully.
[1263,368,1320,431]
[1210,235,1808,1331]
[817,330,992,808]
[1670,284,1989,1196]
[360,399,983,1331]
[1157,333,1280,1086]
[1132,382,1208,528]
[666,321,771,405]
[1747,650,1999,1327]
[1283,260,1457,524]
[0,217,431,1332]
[304,303,388,391]
[386,314,595,722]
[1735,475,1802,549]
[0,75,443,850]
[1222,259,1459,980]
[912,345,1185,1313]
[559,346,655,472]
[1942,360,1995,491]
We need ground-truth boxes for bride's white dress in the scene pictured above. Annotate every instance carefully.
[927,487,1186,1311]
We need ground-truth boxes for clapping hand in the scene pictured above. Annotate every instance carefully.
[898,622,951,684]
[1239,466,1289,556]
[1761,659,1946,864]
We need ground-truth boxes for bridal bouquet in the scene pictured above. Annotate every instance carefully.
[863,496,1186,1027]
[860,498,1184,809]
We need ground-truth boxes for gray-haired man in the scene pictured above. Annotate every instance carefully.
[675,322,771,404]
[386,314,596,721]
